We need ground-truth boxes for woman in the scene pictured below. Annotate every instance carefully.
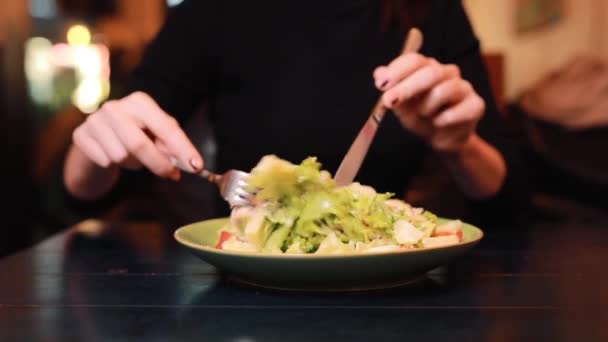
[63,0,527,223]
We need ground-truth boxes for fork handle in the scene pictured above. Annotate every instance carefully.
[170,157,222,184]
[199,169,222,183]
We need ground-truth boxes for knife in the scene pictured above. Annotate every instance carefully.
[334,28,424,186]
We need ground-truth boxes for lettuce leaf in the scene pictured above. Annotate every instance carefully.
[237,155,443,254]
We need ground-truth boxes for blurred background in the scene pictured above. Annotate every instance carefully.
[1,0,607,256]
[0,0,174,256]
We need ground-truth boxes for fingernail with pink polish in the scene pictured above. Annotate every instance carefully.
[189,158,202,171]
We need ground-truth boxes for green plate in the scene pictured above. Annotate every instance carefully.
[174,218,483,292]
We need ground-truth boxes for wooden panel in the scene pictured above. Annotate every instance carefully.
[1,215,608,340]
[1,307,602,342]
[484,52,506,111]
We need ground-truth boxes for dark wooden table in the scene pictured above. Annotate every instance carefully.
[1,206,607,341]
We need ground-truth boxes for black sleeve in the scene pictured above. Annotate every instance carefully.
[437,1,530,221]
[123,0,218,123]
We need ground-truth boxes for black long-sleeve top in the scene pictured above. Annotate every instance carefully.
[72,0,528,224]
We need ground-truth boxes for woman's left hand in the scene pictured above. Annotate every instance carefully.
[373,53,485,153]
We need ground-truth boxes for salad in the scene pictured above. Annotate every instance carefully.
[216,155,464,255]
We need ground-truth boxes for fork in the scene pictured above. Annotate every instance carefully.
[171,158,253,208]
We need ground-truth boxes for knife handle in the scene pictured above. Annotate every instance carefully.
[373,27,424,123]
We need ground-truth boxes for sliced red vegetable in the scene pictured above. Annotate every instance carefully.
[433,222,463,241]
[215,231,233,249]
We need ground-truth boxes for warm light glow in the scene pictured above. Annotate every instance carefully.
[70,44,110,112]
[67,24,91,46]
[25,37,53,76]
[24,37,54,105]
[73,45,102,79]
[50,43,73,67]
[24,32,111,113]
[72,78,105,114]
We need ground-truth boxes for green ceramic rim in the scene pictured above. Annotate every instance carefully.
[174,217,484,259]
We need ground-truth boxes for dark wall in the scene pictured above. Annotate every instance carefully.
[57,0,118,18]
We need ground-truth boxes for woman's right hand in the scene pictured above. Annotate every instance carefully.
[71,91,203,181]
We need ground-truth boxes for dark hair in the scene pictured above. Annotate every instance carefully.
[381,0,432,32]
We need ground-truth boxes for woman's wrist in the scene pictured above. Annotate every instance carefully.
[436,133,481,161]
[436,133,507,199]
[64,145,121,200]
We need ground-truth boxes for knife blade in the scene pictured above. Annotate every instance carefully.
[334,28,424,186]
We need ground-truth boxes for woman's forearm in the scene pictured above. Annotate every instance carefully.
[438,133,507,200]
[63,144,121,201]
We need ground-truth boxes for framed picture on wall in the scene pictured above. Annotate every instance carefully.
[516,0,564,34]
